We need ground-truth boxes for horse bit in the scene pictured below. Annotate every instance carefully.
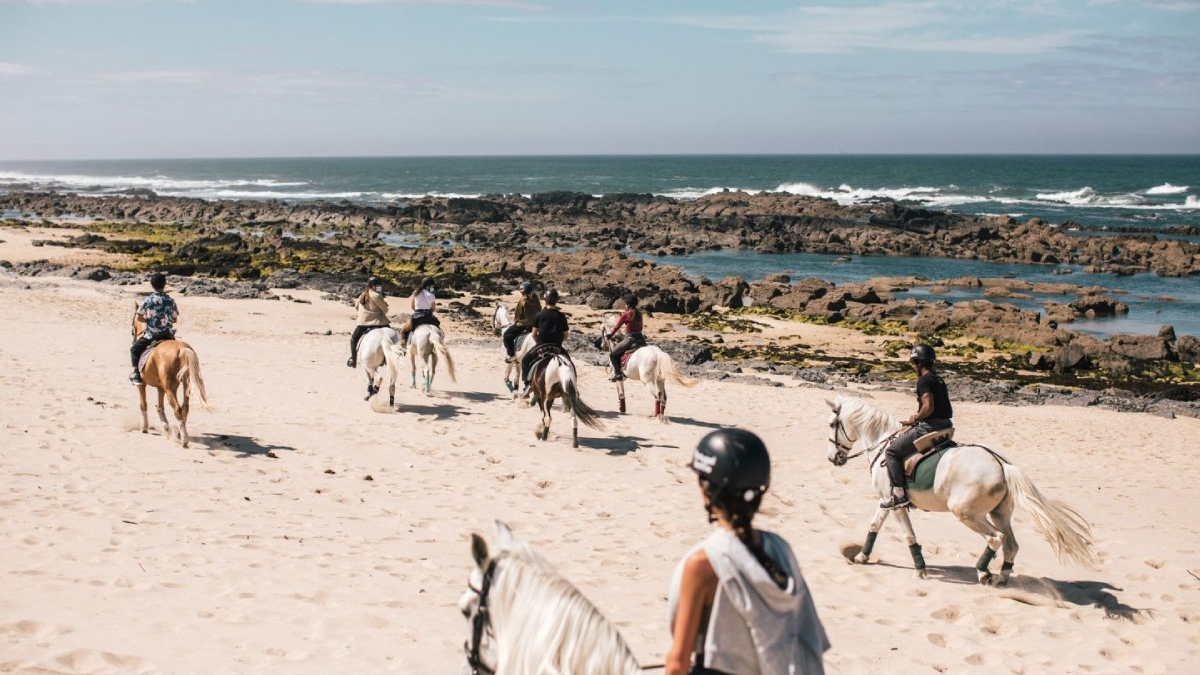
[830,416,903,467]
[464,559,498,675]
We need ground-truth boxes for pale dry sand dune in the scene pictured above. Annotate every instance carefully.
[2,256,1199,674]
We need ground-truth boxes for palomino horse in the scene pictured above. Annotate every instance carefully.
[493,303,535,397]
[598,312,698,423]
[408,323,457,394]
[460,521,644,675]
[131,311,210,447]
[527,348,604,448]
[825,395,1098,585]
[357,326,405,409]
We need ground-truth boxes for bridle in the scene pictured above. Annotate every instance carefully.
[829,413,901,467]
[464,559,498,675]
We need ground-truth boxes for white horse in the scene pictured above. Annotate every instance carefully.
[598,312,699,423]
[459,521,644,675]
[408,323,456,394]
[357,327,405,409]
[493,303,535,396]
[825,394,1098,585]
[527,350,604,448]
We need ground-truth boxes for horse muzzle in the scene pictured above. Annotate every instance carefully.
[829,450,848,467]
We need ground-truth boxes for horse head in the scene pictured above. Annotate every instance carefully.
[826,397,852,466]
[492,304,510,336]
[131,302,146,340]
[459,522,536,675]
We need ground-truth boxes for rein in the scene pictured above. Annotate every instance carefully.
[830,415,904,468]
[464,558,498,675]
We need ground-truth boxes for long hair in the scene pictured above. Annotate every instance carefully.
[704,481,789,590]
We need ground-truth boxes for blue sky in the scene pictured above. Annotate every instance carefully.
[1,0,1197,159]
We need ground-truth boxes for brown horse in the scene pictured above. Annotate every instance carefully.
[132,309,210,447]
[526,349,603,448]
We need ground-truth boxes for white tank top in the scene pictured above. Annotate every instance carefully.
[413,289,435,311]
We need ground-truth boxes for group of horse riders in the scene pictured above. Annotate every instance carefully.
[128,270,960,674]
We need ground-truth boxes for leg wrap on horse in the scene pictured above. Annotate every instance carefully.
[1000,561,1014,572]
[977,546,997,571]
[862,531,879,557]
[909,542,926,570]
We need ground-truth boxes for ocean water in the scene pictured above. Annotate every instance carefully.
[1,155,1198,337]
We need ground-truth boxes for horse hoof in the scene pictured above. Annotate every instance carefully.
[995,574,1010,587]
[915,568,928,580]
[977,572,993,585]
[853,552,869,565]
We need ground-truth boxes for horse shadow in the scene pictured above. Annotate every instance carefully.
[448,390,502,404]
[198,433,297,459]
[401,402,471,420]
[576,434,652,456]
[921,565,1144,619]
[662,415,727,430]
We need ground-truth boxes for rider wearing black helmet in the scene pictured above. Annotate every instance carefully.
[606,292,644,382]
[520,288,569,386]
[503,281,541,362]
[880,344,954,510]
[668,428,829,675]
[347,275,390,368]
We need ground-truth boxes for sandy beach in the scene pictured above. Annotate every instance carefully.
[2,228,1199,675]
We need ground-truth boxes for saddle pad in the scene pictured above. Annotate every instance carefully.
[514,332,530,352]
[137,342,163,373]
[906,446,950,492]
[620,351,635,370]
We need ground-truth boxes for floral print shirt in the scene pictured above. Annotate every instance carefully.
[137,291,179,338]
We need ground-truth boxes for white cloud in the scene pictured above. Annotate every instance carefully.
[0,62,38,77]
[666,2,1084,55]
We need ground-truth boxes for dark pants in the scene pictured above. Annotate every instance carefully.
[350,324,386,360]
[885,419,953,489]
[608,333,643,376]
[131,331,174,368]
[502,324,531,358]
[411,310,440,329]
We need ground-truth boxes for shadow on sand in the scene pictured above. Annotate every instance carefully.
[198,433,297,458]
[401,402,472,420]
[576,434,652,456]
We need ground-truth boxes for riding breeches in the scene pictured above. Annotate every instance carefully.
[608,334,642,374]
[885,419,953,488]
[131,331,174,368]
[502,324,531,357]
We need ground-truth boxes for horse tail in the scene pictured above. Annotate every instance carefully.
[382,331,404,393]
[1003,462,1099,569]
[562,365,604,430]
[433,331,457,382]
[656,350,699,387]
[180,348,212,411]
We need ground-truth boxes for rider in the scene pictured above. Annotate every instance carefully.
[130,272,178,385]
[668,428,829,675]
[606,292,644,382]
[879,344,954,510]
[400,276,440,346]
[521,288,569,387]
[503,281,541,363]
[347,276,390,368]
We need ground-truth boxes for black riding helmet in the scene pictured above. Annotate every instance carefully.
[622,292,638,308]
[420,276,435,290]
[910,344,936,364]
[692,428,771,504]
[368,275,382,287]
[543,288,560,304]
[519,281,534,294]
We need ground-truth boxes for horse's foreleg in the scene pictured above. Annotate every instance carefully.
[155,388,170,434]
[892,508,927,578]
[854,508,891,564]
[655,381,668,423]
[615,379,626,414]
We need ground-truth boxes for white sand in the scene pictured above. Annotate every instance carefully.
[2,228,1199,675]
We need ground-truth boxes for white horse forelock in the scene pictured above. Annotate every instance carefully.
[487,552,642,675]
[833,394,900,450]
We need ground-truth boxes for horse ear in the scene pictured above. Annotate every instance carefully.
[470,533,489,568]
[825,398,839,412]
[494,520,518,551]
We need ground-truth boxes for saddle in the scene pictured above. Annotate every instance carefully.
[902,428,957,481]
[618,335,648,371]
[136,334,175,373]
[523,343,570,381]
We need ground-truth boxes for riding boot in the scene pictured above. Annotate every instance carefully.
[609,353,624,381]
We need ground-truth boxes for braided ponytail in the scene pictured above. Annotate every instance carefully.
[710,486,790,590]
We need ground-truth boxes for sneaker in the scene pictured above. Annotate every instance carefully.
[129,370,143,385]
[879,492,910,510]
[505,355,516,363]
[346,358,356,368]
[609,374,625,382]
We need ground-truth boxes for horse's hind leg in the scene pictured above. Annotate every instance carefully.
[957,511,1007,585]
[988,498,1019,586]
[164,385,188,447]
[155,388,170,436]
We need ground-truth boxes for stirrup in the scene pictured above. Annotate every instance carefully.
[129,371,143,385]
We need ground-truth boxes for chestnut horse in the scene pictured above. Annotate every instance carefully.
[132,310,210,447]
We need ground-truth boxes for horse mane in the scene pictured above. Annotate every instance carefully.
[488,551,641,675]
[833,394,900,445]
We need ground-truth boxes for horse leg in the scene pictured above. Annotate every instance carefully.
[956,511,1007,585]
[138,385,150,433]
[155,388,172,439]
[854,508,892,564]
[572,402,579,448]
[988,498,1019,586]
[655,380,669,424]
[891,508,928,578]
